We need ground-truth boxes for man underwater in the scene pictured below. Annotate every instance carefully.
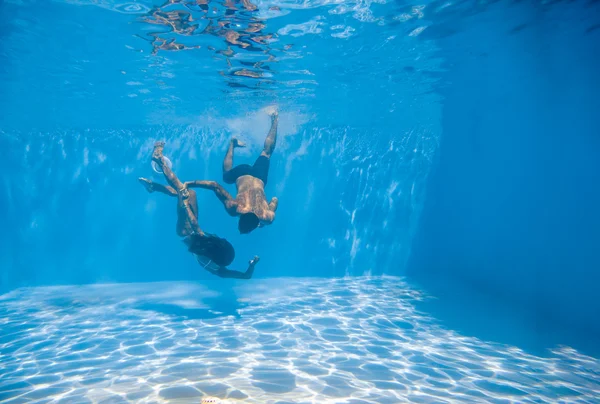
[189,107,279,234]
[139,141,259,279]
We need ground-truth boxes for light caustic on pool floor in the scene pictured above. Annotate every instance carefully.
[0,277,599,403]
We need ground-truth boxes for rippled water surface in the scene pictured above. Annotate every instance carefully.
[3,0,598,129]
[1,0,453,128]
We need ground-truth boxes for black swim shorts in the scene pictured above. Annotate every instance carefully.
[223,155,270,185]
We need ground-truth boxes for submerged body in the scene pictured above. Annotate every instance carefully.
[138,141,259,279]
[192,108,279,234]
[234,175,275,224]
[138,178,199,237]
[177,189,198,237]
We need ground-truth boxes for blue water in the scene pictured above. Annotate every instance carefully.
[1,0,600,402]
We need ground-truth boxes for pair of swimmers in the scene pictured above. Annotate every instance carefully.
[139,109,279,279]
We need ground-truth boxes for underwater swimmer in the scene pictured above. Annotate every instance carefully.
[138,141,259,279]
[191,107,279,235]
[185,233,260,279]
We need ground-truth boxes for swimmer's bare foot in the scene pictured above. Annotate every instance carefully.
[138,177,155,193]
[264,105,278,118]
[232,138,246,148]
[249,255,260,266]
[152,141,165,162]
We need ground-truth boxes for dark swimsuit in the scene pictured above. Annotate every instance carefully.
[223,155,270,185]
[183,233,235,267]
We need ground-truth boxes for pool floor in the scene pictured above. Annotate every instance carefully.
[1,277,598,403]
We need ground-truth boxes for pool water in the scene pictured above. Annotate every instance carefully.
[1,0,600,402]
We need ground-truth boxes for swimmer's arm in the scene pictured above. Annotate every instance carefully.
[256,198,277,228]
[215,267,251,279]
[203,265,219,276]
[184,180,238,216]
[268,197,278,212]
[215,256,259,280]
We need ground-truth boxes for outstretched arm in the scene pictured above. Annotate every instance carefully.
[185,180,238,216]
[268,196,278,212]
[207,256,259,279]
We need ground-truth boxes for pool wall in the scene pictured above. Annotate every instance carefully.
[408,1,600,354]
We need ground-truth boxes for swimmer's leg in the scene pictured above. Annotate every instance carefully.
[138,177,177,196]
[152,141,184,190]
[261,110,278,158]
[223,138,246,174]
[182,199,203,236]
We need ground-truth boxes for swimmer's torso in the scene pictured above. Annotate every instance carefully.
[235,175,274,223]
[176,189,198,237]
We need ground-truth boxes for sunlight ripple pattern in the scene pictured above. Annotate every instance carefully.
[0,277,598,402]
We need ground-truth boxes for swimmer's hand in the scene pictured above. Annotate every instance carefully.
[232,138,246,148]
[249,256,260,267]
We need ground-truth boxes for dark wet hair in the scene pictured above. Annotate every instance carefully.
[184,234,235,267]
[238,212,259,234]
